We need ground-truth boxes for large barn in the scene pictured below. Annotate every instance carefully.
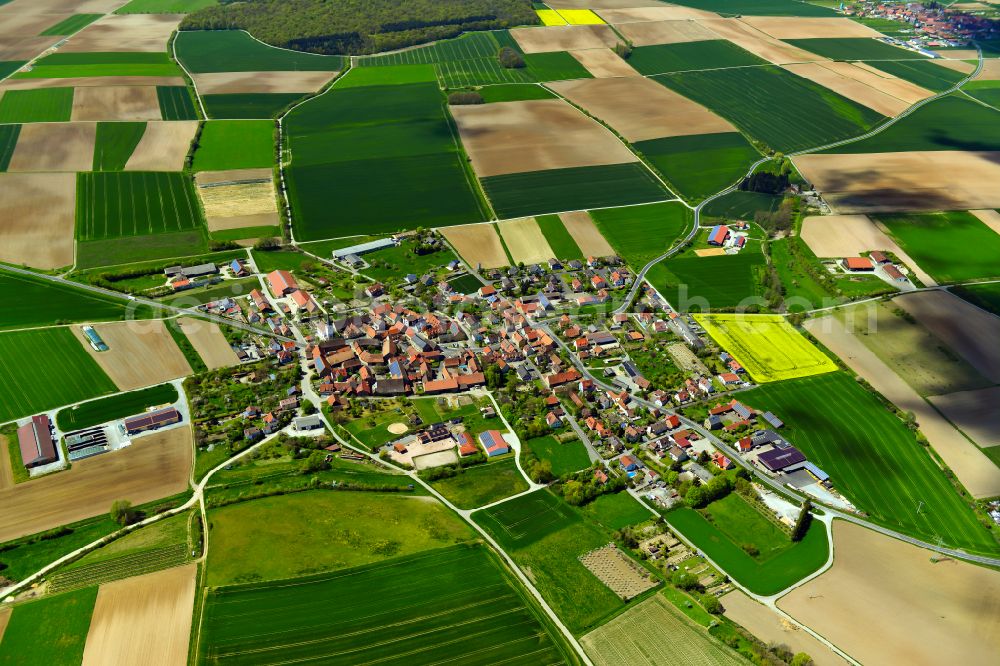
[17,414,57,468]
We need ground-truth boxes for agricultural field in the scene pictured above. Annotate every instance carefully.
[0,327,116,424]
[702,190,781,220]
[476,83,556,103]
[628,39,767,76]
[116,0,219,12]
[863,58,966,92]
[440,223,509,269]
[58,13,182,53]
[156,85,198,120]
[201,92,304,119]
[124,120,198,171]
[523,435,591,478]
[497,217,556,264]
[191,120,274,171]
[0,87,74,123]
[738,372,999,554]
[953,281,1000,316]
[16,52,181,79]
[175,30,345,72]
[55,383,178,432]
[637,132,760,201]
[175,317,239,369]
[0,587,97,665]
[0,271,136,331]
[67,511,191,571]
[199,544,572,664]
[430,458,529,509]
[875,211,1000,283]
[39,14,103,36]
[590,202,691,269]
[92,121,146,171]
[0,125,18,171]
[647,243,767,311]
[69,319,192,391]
[693,313,837,382]
[535,214,584,260]
[558,210,615,257]
[663,0,837,15]
[784,37,927,61]
[578,492,652,532]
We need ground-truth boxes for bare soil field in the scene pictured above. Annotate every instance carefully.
[934,48,979,59]
[722,591,849,666]
[778,521,1000,666]
[805,315,1000,498]
[198,181,278,219]
[0,426,192,542]
[616,19,720,46]
[548,76,734,141]
[71,320,193,392]
[450,98,637,177]
[559,211,616,256]
[929,386,1000,449]
[794,151,1000,213]
[61,14,184,53]
[0,172,76,269]
[194,168,272,186]
[510,25,619,54]
[969,208,1000,235]
[0,36,61,61]
[696,19,826,64]
[800,213,935,285]
[975,58,1000,80]
[0,607,9,644]
[823,61,932,104]
[739,16,881,39]
[694,247,727,257]
[125,121,198,171]
[7,122,96,172]
[192,71,338,94]
[175,317,239,370]
[441,223,509,269]
[570,48,639,78]
[71,85,161,121]
[497,218,556,264]
[595,6,720,22]
[82,564,197,666]
[894,290,1000,383]
[0,76,185,91]
[580,544,658,600]
[782,62,928,117]
[933,58,977,74]
[0,434,13,490]
[206,212,279,232]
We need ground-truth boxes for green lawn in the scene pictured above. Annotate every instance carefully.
[40,13,102,36]
[16,52,181,78]
[578,491,652,531]
[876,211,1000,282]
[55,383,178,431]
[739,372,999,554]
[0,271,137,330]
[92,121,146,171]
[862,59,965,92]
[156,85,199,120]
[590,201,691,269]
[175,30,345,72]
[430,457,529,509]
[0,124,19,171]
[535,214,584,260]
[629,40,767,76]
[192,119,274,171]
[637,132,760,202]
[206,490,474,585]
[0,587,97,665]
[522,434,590,477]
[0,87,73,123]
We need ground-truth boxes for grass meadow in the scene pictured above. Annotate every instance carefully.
[92,121,146,171]
[578,491,652,531]
[522,434,591,477]
[739,372,999,554]
[590,201,691,268]
[0,87,73,123]
[430,457,529,509]
[0,327,117,422]
[0,271,136,331]
[55,382,177,431]
[654,66,885,152]
[199,544,573,665]
[535,214,584,260]
[628,39,766,76]
[0,513,122,583]
[784,37,927,61]
[647,242,767,310]
[637,132,760,202]
[192,120,274,171]
[175,30,345,72]
[0,124,18,171]
[157,86,198,121]
[876,211,1000,283]
[0,587,97,665]
[702,190,781,220]
[16,52,180,78]
[202,92,304,119]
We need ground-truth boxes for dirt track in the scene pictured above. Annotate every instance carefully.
[510,24,618,54]
[0,172,76,269]
[778,521,1000,666]
[441,224,508,269]
[7,122,97,172]
[0,426,192,542]
[559,211,615,256]
[176,317,240,370]
[616,19,720,46]
[570,49,639,78]
[929,386,1000,449]
[125,121,198,171]
[61,13,183,52]
[71,320,193,392]
[82,564,197,666]
[193,71,338,94]
[497,218,555,264]
[71,86,161,121]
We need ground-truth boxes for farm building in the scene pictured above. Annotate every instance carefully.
[842,257,874,271]
[869,250,889,264]
[479,430,509,457]
[267,269,299,296]
[708,225,730,246]
[82,325,109,352]
[294,415,323,430]
[17,414,57,468]
[331,238,396,259]
[757,446,806,472]
[124,406,181,435]
[884,264,908,282]
[456,432,478,456]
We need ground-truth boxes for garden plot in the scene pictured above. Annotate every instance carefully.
[569,48,639,77]
[579,544,658,600]
[60,13,184,52]
[782,61,932,117]
[794,151,1000,213]
[71,320,193,391]
[176,317,240,370]
[510,24,619,54]
[124,120,197,171]
[450,98,637,177]
[548,76,734,141]
[559,211,615,256]
[71,85,161,121]
[441,223,508,269]
[81,564,197,666]
[497,217,556,264]
[696,18,827,64]
[778,521,1000,666]
[739,16,882,39]
[192,70,338,94]
[616,19,721,46]
[929,386,1000,449]
[0,426,192,542]
[0,172,75,269]
[7,121,96,172]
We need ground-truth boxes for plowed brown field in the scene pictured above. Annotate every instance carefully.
[510,25,618,54]
[71,86,161,121]
[7,122,96,172]
[125,121,198,171]
[71,320,193,392]
[0,172,76,269]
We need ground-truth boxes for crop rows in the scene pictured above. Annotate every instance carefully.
[76,171,204,240]
[49,543,189,594]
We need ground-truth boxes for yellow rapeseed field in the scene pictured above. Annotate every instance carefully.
[693,314,838,383]
[557,10,606,25]
[536,9,568,25]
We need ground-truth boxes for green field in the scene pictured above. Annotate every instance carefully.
[359,241,459,283]
[702,190,782,219]
[476,83,556,103]
[40,13,102,35]
[0,271,136,330]
[0,587,97,665]
[66,511,190,571]
[0,61,25,79]
[578,491,652,531]
[648,243,767,311]
[430,457,529,509]
[157,85,198,120]
[964,80,1000,108]
[337,64,437,88]
[55,383,177,431]
[192,120,274,170]
[92,121,146,171]
[0,514,122,583]
[785,37,927,61]
[286,80,486,239]
[739,372,999,554]
[16,51,181,78]
[535,214,584,260]
[202,92,304,119]
[175,30,345,72]
[210,225,280,241]
[665,0,836,15]
[876,211,1000,283]
[590,201,692,269]
[199,544,572,665]
[0,87,73,123]
[654,66,885,152]
[628,40,767,76]
[0,327,117,422]
[952,281,1000,316]
[522,434,590,477]
[637,132,760,202]
[483,163,669,219]
[447,272,484,293]
[117,0,218,12]
[863,58,965,92]
[0,124,21,171]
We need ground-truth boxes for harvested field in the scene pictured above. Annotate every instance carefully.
[813,60,932,105]
[497,217,556,264]
[198,181,277,219]
[548,76,733,141]
[0,76,184,90]
[929,386,1000,449]
[579,544,657,600]
[71,320,193,392]
[696,18,826,64]
[60,13,183,52]
[71,85,161,121]
[778,521,1000,666]
[7,121,96,172]
[739,16,882,39]
[450,98,636,177]
[694,247,726,256]
[805,315,1000,499]
[0,426,192,542]
[206,212,279,232]
[559,211,615,256]
[175,317,239,370]
[895,290,1000,383]
[970,208,1000,235]
[570,48,639,77]
[782,61,930,117]
[975,58,1000,80]
[722,591,849,666]
[194,167,271,186]
[934,58,977,74]
[0,172,75,269]
[441,223,508,269]
[616,19,721,46]
[800,213,936,285]
[794,151,1000,213]
[192,70,338,94]
[935,49,979,59]
[594,6,720,22]
[123,120,197,171]
[510,24,619,54]
[82,564,196,666]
